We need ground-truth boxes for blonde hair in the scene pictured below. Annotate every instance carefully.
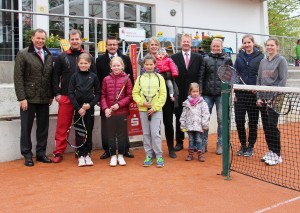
[78,53,91,63]
[181,33,192,42]
[110,56,125,70]
[211,38,223,49]
[148,37,161,49]
[188,83,201,94]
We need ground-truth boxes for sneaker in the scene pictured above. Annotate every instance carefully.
[216,144,223,155]
[143,156,153,167]
[78,156,86,167]
[117,154,126,166]
[237,146,247,156]
[261,151,273,162]
[52,154,63,163]
[197,150,205,162]
[243,147,254,157]
[110,155,117,167]
[265,153,283,166]
[85,155,94,166]
[156,157,164,168]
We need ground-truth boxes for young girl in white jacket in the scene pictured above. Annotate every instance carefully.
[180,83,210,162]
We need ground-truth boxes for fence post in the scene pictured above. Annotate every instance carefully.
[222,82,231,179]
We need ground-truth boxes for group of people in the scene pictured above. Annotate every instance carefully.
[14,28,287,168]
[234,35,288,166]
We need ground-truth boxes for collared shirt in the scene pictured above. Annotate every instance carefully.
[182,50,191,65]
[34,47,44,62]
[108,53,117,59]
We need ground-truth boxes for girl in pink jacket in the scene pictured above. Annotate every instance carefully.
[101,57,133,167]
[156,48,178,101]
[180,83,210,162]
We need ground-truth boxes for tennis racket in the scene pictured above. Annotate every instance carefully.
[66,116,87,149]
[263,94,291,115]
[114,74,130,104]
[139,73,160,120]
[217,65,246,85]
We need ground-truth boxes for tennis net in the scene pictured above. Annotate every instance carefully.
[226,84,300,191]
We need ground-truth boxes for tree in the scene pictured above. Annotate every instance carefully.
[268,0,300,37]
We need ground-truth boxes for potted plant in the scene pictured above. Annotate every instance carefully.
[46,33,61,58]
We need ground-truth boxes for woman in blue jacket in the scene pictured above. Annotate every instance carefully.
[234,34,264,157]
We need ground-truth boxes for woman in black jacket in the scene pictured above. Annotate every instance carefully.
[234,34,264,157]
[202,38,233,155]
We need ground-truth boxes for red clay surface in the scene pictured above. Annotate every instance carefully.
[1,134,299,213]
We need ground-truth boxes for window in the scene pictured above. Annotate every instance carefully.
[124,4,136,28]
[49,0,64,37]
[140,5,152,38]
[107,1,119,38]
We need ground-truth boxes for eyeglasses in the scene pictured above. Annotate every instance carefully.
[107,43,118,47]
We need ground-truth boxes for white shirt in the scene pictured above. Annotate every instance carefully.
[108,53,118,59]
[34,47,44,62]
[182,50,191,65]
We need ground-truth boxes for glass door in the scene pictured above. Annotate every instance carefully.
[0,0,18,61]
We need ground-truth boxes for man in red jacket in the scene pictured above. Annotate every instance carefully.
[52,29,97,163]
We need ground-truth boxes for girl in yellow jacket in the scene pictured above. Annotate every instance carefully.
[132,54,167,167]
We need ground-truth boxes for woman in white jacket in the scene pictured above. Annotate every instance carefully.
[180,83,210,162]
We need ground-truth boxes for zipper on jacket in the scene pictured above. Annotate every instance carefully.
[214,58,218,95]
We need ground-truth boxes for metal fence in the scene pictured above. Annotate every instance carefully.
[0,8,298,65]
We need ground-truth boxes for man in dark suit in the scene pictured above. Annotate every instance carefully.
[14,28,53,166]
[96,37,134,159]
[171,33,204,151]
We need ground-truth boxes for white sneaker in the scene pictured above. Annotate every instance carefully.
[110,155,117,167]
[261,151,273,162]
[85,155,94,166]
[265,153,283,166]
[117,154,126,166]
[78,156,86,167]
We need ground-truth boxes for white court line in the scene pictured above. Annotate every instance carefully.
[254,196,300,213]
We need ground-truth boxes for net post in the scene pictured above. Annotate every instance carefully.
[221,82,231,179]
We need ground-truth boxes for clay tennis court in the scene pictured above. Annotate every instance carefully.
[1,134,299,213]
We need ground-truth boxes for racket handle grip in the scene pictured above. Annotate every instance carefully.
[148,107,151,121]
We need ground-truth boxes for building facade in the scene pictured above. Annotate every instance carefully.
[0,0,268,60]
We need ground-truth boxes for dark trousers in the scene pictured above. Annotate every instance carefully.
[73,107,94,157]
[260,108,281,156]
[101,115,130,153]
[20,103,49,158]
[162,97,175,152]
[106,115,127,156]
[234,91,259,148]
[175,107,185,144]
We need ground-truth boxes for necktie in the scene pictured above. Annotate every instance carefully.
[185,52,189,69]
[38,50,43,62]
[110,55,114,60]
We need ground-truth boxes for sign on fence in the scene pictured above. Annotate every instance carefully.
[119,27,146,42]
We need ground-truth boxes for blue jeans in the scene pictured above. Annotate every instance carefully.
[187,131,202,150]
[203,95,222,145]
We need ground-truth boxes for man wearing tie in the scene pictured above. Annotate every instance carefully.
[96,37,134,159]
[171,33,204,151]
[14,28,53,166]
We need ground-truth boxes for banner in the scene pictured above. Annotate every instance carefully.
[128,44,143,136]
[127,102,143,136]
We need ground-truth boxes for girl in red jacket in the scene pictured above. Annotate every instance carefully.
[156,48,178,101]
[101,57,133,167]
